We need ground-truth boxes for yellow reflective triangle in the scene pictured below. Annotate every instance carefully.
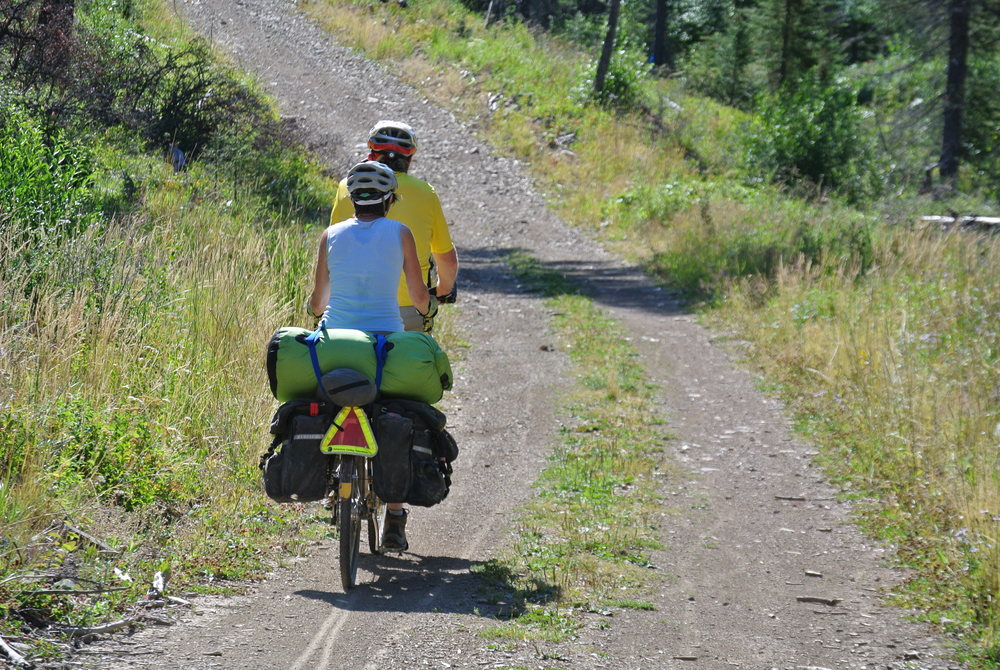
[320,406,378,456]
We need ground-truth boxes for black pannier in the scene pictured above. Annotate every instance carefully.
[260,399,339,503]
[371,398,458,507]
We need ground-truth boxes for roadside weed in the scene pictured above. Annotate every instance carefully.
[713,226,1000,658]
[603,599,656,610]
[0,2,344,651]
[470,252,668,641]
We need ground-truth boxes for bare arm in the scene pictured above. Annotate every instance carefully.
[432,248,458,297]
[401,227,430,313]
[309,229,330,318]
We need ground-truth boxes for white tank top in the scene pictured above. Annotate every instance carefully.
[322,216,405,332]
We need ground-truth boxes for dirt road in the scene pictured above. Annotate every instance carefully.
[81,1,958,668]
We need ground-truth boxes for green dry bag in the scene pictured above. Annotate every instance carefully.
[265,327,452,403]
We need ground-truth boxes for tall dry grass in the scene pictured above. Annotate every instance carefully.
[717,226,1000,652]
[0,162,321,585]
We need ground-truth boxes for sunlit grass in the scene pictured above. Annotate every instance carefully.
[713,226,1000,656]
[467,252,669,641]
[0,160,319,546]
[0,135,352,659]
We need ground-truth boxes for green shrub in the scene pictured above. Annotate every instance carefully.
[201,117,333,217]
[743,74,882,201]
[6,2,306,216]
[679,8,758,109]
[553,11,606,46]
[0,99,106,299]
[576,44,650,111]
[73,15,269,158]
[606,178,756,227]
[46,397,176,512]
[0,101,99,238]
[964,53,1000,198]
[0,411,32,493]
[636,190,877,297]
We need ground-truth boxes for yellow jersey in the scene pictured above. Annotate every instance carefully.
[331,172,454,307]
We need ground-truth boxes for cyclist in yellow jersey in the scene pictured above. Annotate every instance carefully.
[330,121,458,332]
[311,160,436,552]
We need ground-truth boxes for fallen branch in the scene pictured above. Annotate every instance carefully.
[920,215,1000,229]
[73,649,162,656]
[0,634,30,667]
[0,573,59,587]
[60,521,118,555]
[20,587,129,596]
[62,618,133,638]
[139,614,175,626]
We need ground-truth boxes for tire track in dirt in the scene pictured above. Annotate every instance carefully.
[81,1,961,668]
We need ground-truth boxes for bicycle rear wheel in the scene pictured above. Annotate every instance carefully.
[338,456,362,590]
[366,459,386,554]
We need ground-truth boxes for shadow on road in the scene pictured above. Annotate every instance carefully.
[459,245,693,316]
[295,552,557,618]
[295,554,488,615]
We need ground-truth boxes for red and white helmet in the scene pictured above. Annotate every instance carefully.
[367,120,417,157]
[346,161,397,205]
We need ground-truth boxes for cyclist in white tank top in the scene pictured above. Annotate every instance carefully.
[309,162,436,333]
[307,161,438,552]
[322,216,406,332]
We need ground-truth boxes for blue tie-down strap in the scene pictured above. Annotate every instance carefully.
[373,334,389,390]
[305,322,335,402]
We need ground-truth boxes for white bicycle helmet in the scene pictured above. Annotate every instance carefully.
[367,120,417,157]
[346,161,397,205]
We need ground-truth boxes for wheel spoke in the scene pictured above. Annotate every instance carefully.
[339,456,362,590]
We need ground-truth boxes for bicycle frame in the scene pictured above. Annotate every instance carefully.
[320,406,384,590]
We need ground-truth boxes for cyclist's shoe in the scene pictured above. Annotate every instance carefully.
[382,510,408,552]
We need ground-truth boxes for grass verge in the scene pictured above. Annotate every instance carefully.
[469,251,669,643]
[708,226,1000,664]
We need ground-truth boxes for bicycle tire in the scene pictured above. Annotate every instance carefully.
[366,459,387,555]
[338,456,362,590]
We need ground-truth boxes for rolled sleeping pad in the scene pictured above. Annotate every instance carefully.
[265,327,453,403]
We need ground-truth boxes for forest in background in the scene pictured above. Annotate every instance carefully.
[486,0,1000,202]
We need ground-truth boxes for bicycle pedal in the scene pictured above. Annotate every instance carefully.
[381,545,407,554]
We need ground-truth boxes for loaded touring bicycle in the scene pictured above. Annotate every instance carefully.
[260,325,458,590]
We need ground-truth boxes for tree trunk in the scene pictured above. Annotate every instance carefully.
[778,0,795,86]
[594,0,622,98]
[652,0,673,69]
[939,0,971,182]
